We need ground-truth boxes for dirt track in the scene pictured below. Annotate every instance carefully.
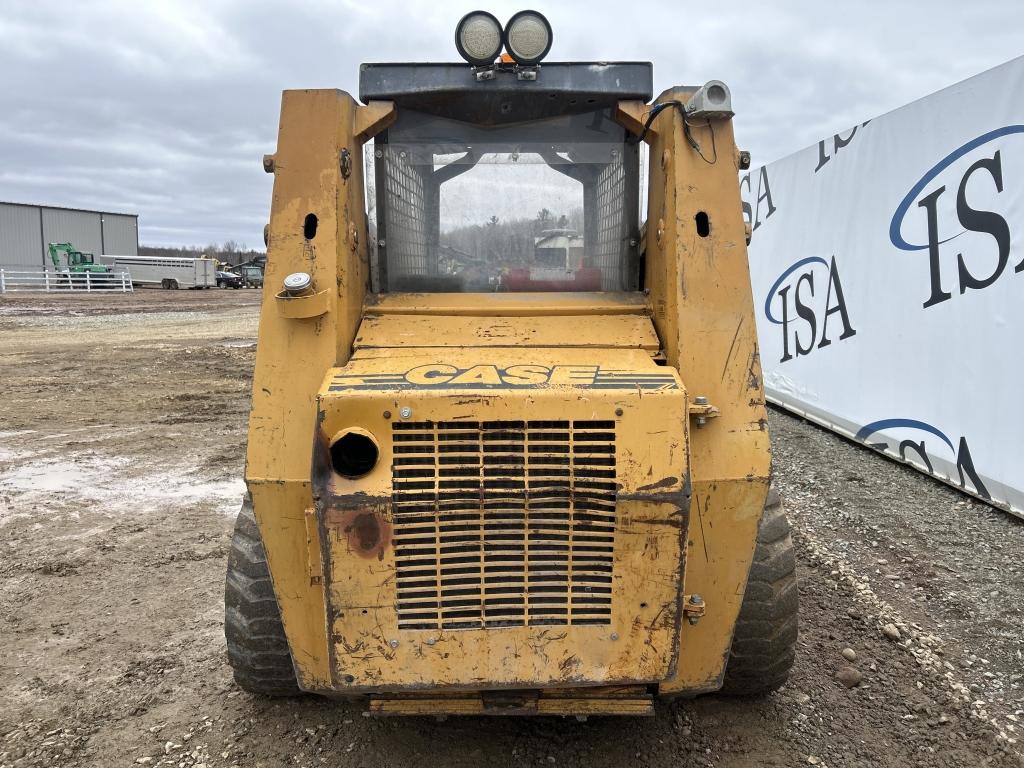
[1,291,1021,768]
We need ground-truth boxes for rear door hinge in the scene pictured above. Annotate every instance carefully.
[688,396,719,427]
[683,594,706,625]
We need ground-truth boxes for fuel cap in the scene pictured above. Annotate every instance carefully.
[283,271,312,295]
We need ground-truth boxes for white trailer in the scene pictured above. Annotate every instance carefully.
[99,255,216,289]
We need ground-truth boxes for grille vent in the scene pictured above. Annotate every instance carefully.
[391,420,617,631]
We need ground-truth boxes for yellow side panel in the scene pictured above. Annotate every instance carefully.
[637,89,772,694]
[246,90,389,689]
[247,481,325,687]
[354,314,660,351]
[673,480,766,692]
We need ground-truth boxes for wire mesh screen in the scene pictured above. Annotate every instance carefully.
[592,157,629,291]
[375,109,639,293]
[381,148,429,287]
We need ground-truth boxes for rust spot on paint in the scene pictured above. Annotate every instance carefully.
[326,506,392,560]
[350,512,381,551]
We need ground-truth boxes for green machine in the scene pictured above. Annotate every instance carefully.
[48,242,111,273]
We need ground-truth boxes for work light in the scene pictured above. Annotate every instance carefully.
[455,10,503,66]
[503,10,552,65]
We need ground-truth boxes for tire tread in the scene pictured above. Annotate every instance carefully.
[721,490,799,696]
[224,498,300,696]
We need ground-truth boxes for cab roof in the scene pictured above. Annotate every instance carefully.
[359,62,652,125]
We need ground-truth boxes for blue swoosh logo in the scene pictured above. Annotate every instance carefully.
[889,125,1024,251]
[855,418,954,453]
[763,256,829,324]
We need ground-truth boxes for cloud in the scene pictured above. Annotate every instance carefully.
[1,0,1021,246]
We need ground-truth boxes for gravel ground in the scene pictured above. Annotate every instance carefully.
[0,291,1021,768]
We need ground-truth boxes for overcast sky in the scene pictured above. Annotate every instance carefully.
[2,0,1021,248]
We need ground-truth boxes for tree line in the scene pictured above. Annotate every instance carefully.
[443,208,584,265]
[138,241,265,266]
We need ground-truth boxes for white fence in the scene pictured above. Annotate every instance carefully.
[0,268,133,294]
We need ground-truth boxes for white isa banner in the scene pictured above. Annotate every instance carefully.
[742,56,1024,519]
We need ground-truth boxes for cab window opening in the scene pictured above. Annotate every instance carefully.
[371,108,640,293]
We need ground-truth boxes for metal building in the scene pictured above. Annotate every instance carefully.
[0,202,139,267]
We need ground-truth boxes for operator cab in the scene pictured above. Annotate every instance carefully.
[362,51,650,294]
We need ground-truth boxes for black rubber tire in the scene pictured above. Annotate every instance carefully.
[720,487,798,696]
[224,498,301,696]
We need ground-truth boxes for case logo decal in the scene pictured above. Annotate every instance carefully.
[328,365,679,391]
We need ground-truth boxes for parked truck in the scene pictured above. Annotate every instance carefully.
[100,254,216,289]
[237,265,264,288]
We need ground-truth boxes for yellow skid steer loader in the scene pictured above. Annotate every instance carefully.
[226,10,796,716]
